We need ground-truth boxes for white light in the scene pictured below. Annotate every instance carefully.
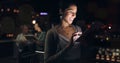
[32,20,36,24]
[108,26,111,29]
[106,37,109,41]
[40,12,48,15]
[1,9,4,12]
[7,8,10,12]
[95,35,98,38]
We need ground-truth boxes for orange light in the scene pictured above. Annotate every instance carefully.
[7,8,10,12]
[16,10,19,13]
[87,24,91,29]
[13,9,17,13]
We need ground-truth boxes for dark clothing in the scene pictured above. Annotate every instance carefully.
[36,32,46,42]
[58,34,81,60]
[59,59,80,63]
[44,25,83,63]
[36,32,46,51]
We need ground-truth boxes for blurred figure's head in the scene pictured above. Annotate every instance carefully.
[20,25,29,34]
[34,23,42,32]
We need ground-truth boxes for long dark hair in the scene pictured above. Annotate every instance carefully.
[59,0,77,14]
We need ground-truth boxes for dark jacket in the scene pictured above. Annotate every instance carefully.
[44,25,96,63]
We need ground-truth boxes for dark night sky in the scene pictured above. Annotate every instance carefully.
[0,0,59,12]
[0,0,88,13]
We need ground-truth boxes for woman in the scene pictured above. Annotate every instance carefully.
[44,1,83,63]
[34,23,46,51]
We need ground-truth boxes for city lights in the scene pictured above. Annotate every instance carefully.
[1,8,4,12]
[13,9,17,13]
[7,8,10,12]
[0,8,20,13]
[16,10,20,13]
[36,14,39,17]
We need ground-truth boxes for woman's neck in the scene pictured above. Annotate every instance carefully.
[61,20,71,28]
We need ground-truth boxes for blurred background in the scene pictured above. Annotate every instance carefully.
[0,0,120,63]
[0,0,120,36]
[0,0,120,34]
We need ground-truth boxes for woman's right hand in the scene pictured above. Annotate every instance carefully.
[72,32,82,42]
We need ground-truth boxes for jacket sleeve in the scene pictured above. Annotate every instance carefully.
[44,29,59,63]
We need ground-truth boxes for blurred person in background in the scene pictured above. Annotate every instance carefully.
[16,24,30,43]
[16,24,36,52]
[16,24,36,63]
[34,23,46,51]
[33,23,46,63]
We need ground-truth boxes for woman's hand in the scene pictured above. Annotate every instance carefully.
[73,32,82,42]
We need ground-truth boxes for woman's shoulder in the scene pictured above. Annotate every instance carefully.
[46,26,58,35]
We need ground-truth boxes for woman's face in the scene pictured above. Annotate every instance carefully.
[34,23,42,32]
[62,5,77,25]
[34,24,39,31]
